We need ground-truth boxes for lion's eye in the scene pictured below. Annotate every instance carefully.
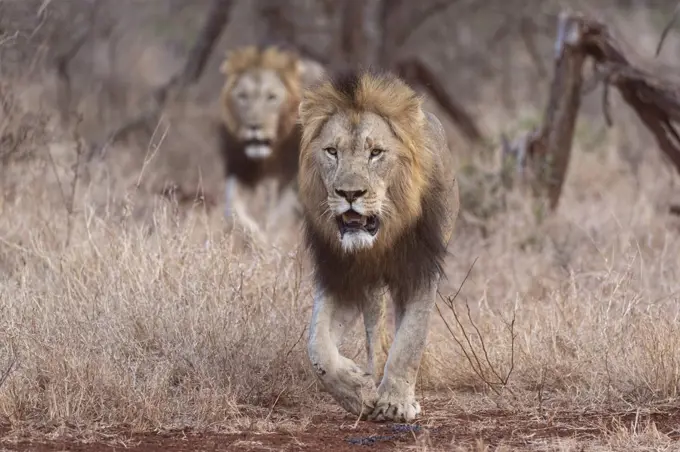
[324,147,337,157]
[266,93,277,101]
[370,148,385,158]
[236,92,247,101]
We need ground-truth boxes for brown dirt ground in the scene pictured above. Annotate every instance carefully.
[3,398,680,451]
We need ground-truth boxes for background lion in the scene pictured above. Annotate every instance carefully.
[297,70,460,422]
[218,45,324,243]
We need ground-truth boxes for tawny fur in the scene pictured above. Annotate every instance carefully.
[217,45,314,241]
[220,46,301,144]
[299,71,433,234]
[298,70,460,422]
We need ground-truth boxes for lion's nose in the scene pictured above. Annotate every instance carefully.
[335,189,367,203]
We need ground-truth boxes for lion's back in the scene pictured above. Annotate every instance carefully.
[424,111,460,244]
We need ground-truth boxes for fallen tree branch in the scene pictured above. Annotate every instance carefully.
[505,11,680,211]
[574,16,680,175]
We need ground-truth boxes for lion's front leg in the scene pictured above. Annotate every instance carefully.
[264,183,298,233]
[308,285,379,418]
[362,290,389,384]
[224,176,237,219]
[224,177,268,245]
[264,178,280,218]
[369,281,438,423]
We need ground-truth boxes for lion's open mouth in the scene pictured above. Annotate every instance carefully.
[336,210,380,236]
[244,138,272,147]
[244,139,273,159]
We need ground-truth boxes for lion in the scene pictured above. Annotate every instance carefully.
[217,45,324,242]
[297,70,460,422]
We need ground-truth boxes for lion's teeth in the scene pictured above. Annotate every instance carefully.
[341,212,367,225]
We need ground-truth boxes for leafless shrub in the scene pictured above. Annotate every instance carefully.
[436,261,517,405]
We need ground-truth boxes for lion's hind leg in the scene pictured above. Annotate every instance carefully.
[308,286,379,418]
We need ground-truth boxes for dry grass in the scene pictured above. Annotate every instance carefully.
[2,13,680,451]
[1,85,679,450]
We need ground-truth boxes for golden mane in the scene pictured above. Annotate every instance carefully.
[219,46,302,145]
[220,46,302,99]
[299,71,430,166]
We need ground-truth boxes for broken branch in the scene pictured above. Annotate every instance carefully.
[508,11,680,211]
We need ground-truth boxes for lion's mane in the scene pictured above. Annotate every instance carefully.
[297,70,452,303]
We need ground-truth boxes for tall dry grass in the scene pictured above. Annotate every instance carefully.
[1,65,680,452]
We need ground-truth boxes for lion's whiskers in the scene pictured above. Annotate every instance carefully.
[319,200,335,221]
[379,203,395,221]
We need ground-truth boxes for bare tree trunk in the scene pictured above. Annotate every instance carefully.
[504,12,680,211]
[53,0,104,125]
[527,14,587,210]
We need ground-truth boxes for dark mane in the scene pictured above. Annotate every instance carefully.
[217,122,301,190]
[328,67,397,108]
[303,176,450,303]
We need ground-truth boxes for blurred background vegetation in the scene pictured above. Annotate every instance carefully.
[1,0,679,227]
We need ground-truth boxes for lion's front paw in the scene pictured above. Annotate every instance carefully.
[368,392,421,423]
[316,356,379,418]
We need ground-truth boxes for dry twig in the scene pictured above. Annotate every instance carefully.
[0,356,16,390]
[436,259,517,402]
[655,2,680,57]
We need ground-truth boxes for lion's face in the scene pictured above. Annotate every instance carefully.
[226,69,291,159]
[220,46,306,161]
[306,111,415,253]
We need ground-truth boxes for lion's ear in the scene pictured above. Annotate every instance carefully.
[299,58,326,88]
[219,48,237,75]
[298,99,309,126]
[219,57,230,75]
